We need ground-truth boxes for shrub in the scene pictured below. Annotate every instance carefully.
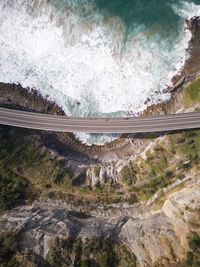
[0,232,18,264]
[128,193,138,204]
[189,233,200,253]
[47,238,63,267]
[184,78,200,107]
[183,233,200,267]
[0,167,31,211]
[119,164,137,186]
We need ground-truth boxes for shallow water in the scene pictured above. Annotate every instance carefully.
[0,0,200,144]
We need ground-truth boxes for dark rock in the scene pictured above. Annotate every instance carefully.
[144,98,151,105]
[186,16,200,35]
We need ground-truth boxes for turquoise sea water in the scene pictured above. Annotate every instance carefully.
[91,0,181,33]
[0,0,200,144]
[49,0,199,37]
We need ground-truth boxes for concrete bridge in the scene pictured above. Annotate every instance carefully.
[0,107,199,133]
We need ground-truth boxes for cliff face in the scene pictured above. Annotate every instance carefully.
[121,180,200,267]
[0,177,199,267]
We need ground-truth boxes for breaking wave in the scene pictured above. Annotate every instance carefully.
[0,0,199,144]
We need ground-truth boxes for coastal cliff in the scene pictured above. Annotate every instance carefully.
[0,16,200,267]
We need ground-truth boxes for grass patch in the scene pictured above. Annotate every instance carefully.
[171,130,200,162]
[132,173,173,201]
[184,78,200,107]
[127,130,200,201]
[134,145,171,184]
[182,233,200,267]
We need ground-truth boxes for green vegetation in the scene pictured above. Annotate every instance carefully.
[119,162,137,186]
[184,78,200,107]
[0,167,31,212]
[133,173,173,200]
[0,127,74,209]
[126,145,174,200]
[0,125,199,208]
[125,129,200,201]
[47,237,137,267]
[144,146,169,177]
[47,238,63,267]
[127,193,138,204]
[6,140,72,190]
[182,233,200,267]
[0,131,35,211]
[174,131,200,162]
[0,229,139,267]
[94,166,101,177]
[0,231,19,266]
[0,127,126,207]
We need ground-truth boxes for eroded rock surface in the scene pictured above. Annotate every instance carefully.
[1,178,199,267]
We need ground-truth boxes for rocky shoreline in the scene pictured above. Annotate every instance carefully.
[143,16,200,116]
[0,16,200,267]
[1,17,200,152]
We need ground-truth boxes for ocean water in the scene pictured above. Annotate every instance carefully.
[0,0,200,145]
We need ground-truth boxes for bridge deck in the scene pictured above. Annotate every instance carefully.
[0,107,199,133]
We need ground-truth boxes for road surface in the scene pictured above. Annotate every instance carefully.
[0,107,199,133]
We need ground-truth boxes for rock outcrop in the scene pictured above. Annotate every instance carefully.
[0,177,199,267]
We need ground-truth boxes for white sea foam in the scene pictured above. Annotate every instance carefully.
[0,0,199,145]
[75,132,119,146]
[173,1,200,19]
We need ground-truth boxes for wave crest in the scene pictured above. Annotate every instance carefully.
[0,0,199,144]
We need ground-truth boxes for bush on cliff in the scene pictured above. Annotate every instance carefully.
[0,231,18,265]
[47,237,137,267]
[183,233,200,267]
[184,78,200,107]
[0,167,30,211]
